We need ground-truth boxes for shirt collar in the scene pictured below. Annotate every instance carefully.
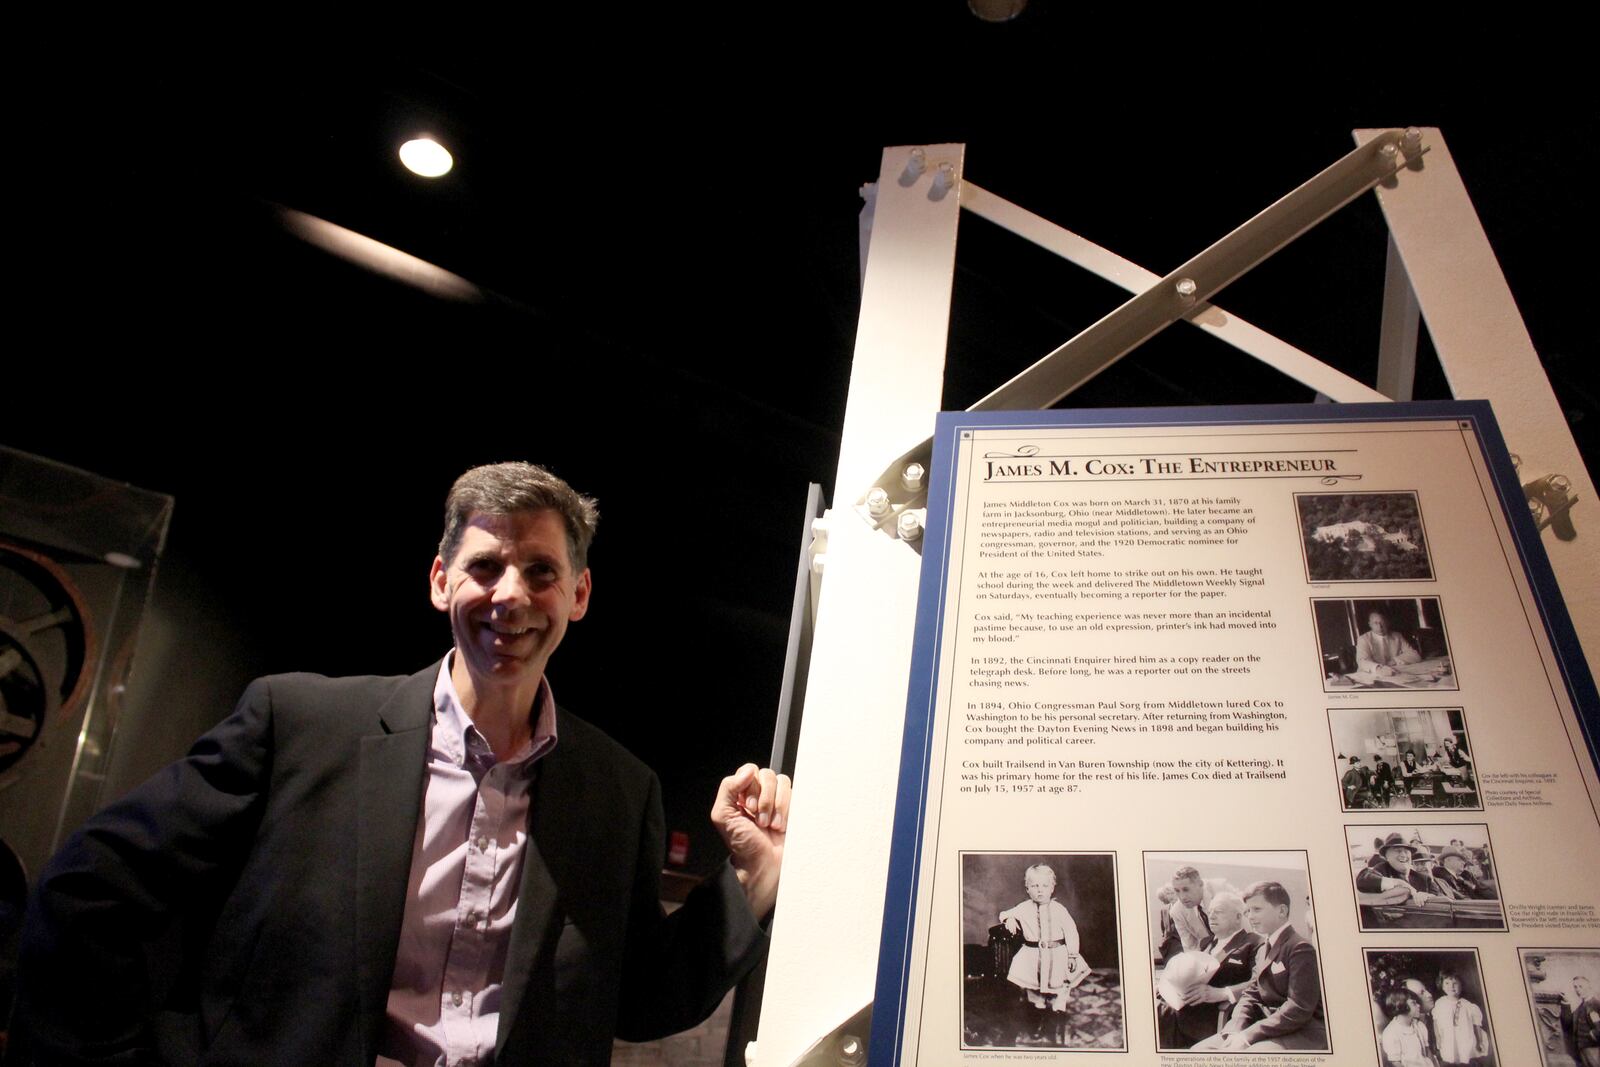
[432,652,559,771]
[1265,920,1293,949]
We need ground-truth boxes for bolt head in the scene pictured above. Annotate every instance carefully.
[1175,277,1197,299]
[901,462,926,491]
[866,486,891,516]
[897,510,924,540]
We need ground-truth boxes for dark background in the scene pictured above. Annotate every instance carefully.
[7,15,1594,871]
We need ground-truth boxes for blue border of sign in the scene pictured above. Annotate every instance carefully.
[868,400,1600,1065]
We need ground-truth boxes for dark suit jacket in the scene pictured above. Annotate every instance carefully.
[1160,928,1263,1047]
[1223,924,1325,1048]
[1356,855,1455,898]
[1572,995,1600,1053]
[12,665,767,1065]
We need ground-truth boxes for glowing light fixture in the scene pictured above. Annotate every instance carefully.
[399,137,453,178]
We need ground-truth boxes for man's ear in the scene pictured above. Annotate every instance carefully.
[429,556,450,612]
[569,568,592,621]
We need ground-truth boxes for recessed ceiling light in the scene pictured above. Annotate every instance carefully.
[399,137,453,178]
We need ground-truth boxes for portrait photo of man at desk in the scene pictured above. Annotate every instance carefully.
[1314,597,1456,692]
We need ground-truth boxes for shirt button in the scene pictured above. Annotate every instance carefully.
[476,835,490,851]
[451,991,464,1007]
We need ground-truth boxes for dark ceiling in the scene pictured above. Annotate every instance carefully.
[9,19,1594,865]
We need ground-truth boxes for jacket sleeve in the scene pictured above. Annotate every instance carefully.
[613,771,768,1042]
[1355,861,1404,895]
[11,679,275,1066]
[1238,940,1321,1044]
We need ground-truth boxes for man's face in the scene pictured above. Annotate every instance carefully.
[1577,977,1593,1000]
[1210,898,1243,938]
[1174,877,1204,907]
[430,509,591,694]
[1385,846,1414,872]
[1368,612,1389,636]
[1242,895,1286,936]
[1442,976,1461,999]
[1442,855,1466,875]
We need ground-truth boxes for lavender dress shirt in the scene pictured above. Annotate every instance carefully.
[375,656,558,1067]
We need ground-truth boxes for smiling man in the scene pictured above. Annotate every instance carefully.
[13,462,789,1067]
[1192,881,1327,1052]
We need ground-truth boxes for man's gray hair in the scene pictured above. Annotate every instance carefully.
[1208,891,1245,917]
[439,462,600,571]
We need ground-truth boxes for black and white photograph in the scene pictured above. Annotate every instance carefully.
[960,852,1124,1051]
[1314,596,1456,691]
[1296,491,1434,583]
[1328,707,1480,811]
[1144,851,1329,1053]
[1365,948,1498,1066]
[1520,947,1600,1067]
[1345,825,1505,931]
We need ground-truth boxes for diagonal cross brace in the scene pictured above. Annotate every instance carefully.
[960,183,1390,405]
[860,128,1420,519]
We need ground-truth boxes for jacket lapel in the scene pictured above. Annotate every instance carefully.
[355,663,437,1055]
[497,715,589,1055]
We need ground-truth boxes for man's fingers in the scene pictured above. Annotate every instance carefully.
[715,764,792,834]
[744,768,778,827]
[714,764,759,823]
[771,773,792,832]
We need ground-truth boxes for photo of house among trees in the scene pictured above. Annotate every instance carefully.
[1296,492,1434,582]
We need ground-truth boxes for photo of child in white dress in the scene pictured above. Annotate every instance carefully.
[999,863,1094,1042]
[961,852,1124,1051]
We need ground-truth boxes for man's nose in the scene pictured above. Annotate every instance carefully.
[492,568,531,608]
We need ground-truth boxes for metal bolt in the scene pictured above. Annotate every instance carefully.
[901,462,926,491]
[1174,277,1197,305]
[1378,142,1401,167]
[836,1033,866,1066]
[866,486,891,518]
[897,510,924,541]
[933,161,955,192]
[905,147,927,176]
[1401,127,1423,159]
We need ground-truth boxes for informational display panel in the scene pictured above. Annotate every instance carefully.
[872,402,1600,1065]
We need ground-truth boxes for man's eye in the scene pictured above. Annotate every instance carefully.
[467,560,502,579]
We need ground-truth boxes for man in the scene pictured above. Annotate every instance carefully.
[1356,833,1455,910]
[1432,846,1493,900]
[1156,891,1262,1049]
[1341,756,1370,807]
[1566,975,1600,1067]
[13,462,790,1065]
[1355,610,1422,676]
[1192,881,1326,1051]
[1167,867,1214,954]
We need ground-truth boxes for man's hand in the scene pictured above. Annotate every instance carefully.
[712,764,791,919]
[1184,984,1229,1006]
[1219,1031,1253,1051]
[1002,916,1020,936]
